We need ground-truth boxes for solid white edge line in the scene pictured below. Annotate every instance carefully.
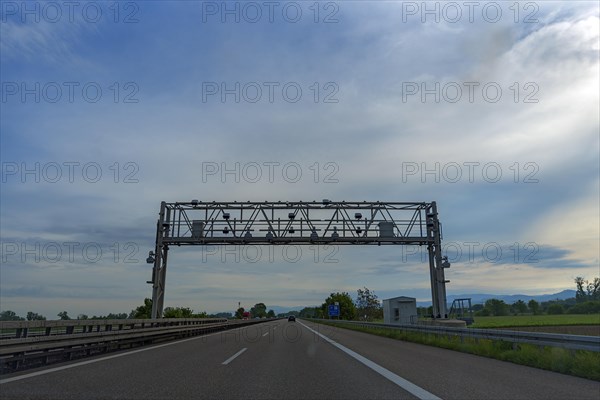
[0,324,252,385]
[298,321,442,400]
[221,348,247,365]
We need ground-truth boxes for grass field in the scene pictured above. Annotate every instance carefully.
[317,321,600,381]
[470,314,600,328]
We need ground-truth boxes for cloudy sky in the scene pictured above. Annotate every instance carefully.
[1,1,598,317]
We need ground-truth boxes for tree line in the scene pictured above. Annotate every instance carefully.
[3,277,597,322]
[0,300,230,321]
[0,310,134,322]
[295,287,383,321]
[0,299,277,321]
[234,302,276,319]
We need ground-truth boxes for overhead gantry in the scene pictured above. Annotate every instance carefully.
[147,200,450,319]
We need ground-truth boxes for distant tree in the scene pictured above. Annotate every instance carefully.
[475,308,490,317]
[163,307,194,318]
[322,292,357,320]
[26,311,46,321]
[547,304,564,315]
[57,311,71,320]
[91,313,128,320]
[471,304,484,312]
[0,310,25,321]
[192,311,208,318]
[511,300,528,315]
[212,312,233,319]
[162,308,177,318]
[235,307,245,319]
[314,307,324,318]
[575,277,587,302]
[299,307,320,318]
[250,303,267,318]
[483,299,509,316]
[588,278,600,301]
[298,307,323,318]
[129,298,153,319]
[575,277,600,302]
[528,299,540,315]
[568,301,600,314]
[77,314,89,320]
[355,287,383,321]
[107,313,128,319]
[267,310,275,318]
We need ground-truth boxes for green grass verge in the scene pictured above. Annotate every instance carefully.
[316,321,600,381]
[470,314,600,328]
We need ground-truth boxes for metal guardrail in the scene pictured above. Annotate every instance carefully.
[311,319,600,352]
[0,317,227,339]
[0,318,277,372]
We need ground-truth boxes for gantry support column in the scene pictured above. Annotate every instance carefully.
[427,201,449,318]
[427,243,439,317]
[151,202,169,319]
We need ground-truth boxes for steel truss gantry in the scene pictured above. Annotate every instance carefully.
[148,200,450,319]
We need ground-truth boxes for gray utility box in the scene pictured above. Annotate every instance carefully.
[378,222,395,237]
[383,296,417,325]
[191,220,204,239]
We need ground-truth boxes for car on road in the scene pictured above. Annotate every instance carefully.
[288,315,296,322]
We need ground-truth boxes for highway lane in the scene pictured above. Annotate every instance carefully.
[1,319,599,399]
[210,320,425,399]
[0,319,424,399]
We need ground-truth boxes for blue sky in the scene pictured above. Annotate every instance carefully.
[1,1,599,317]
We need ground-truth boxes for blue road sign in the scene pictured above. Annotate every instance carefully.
[328,304,340,317]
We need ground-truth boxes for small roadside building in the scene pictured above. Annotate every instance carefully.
[383,296,418,325]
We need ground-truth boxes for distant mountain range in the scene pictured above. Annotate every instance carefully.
[219,290,578,315]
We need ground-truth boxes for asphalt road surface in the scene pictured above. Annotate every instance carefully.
[1,319,598,399]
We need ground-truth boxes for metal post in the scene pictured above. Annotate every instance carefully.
[437,264,448,317]
[426,203,439,318]
[151,202,168,319]
[431,201,448,318]
[427,243,439,318]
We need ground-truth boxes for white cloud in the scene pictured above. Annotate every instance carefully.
[0,19,93,66]
[1,2,598,317]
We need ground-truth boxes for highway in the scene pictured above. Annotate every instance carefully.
[1,319,598,399]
